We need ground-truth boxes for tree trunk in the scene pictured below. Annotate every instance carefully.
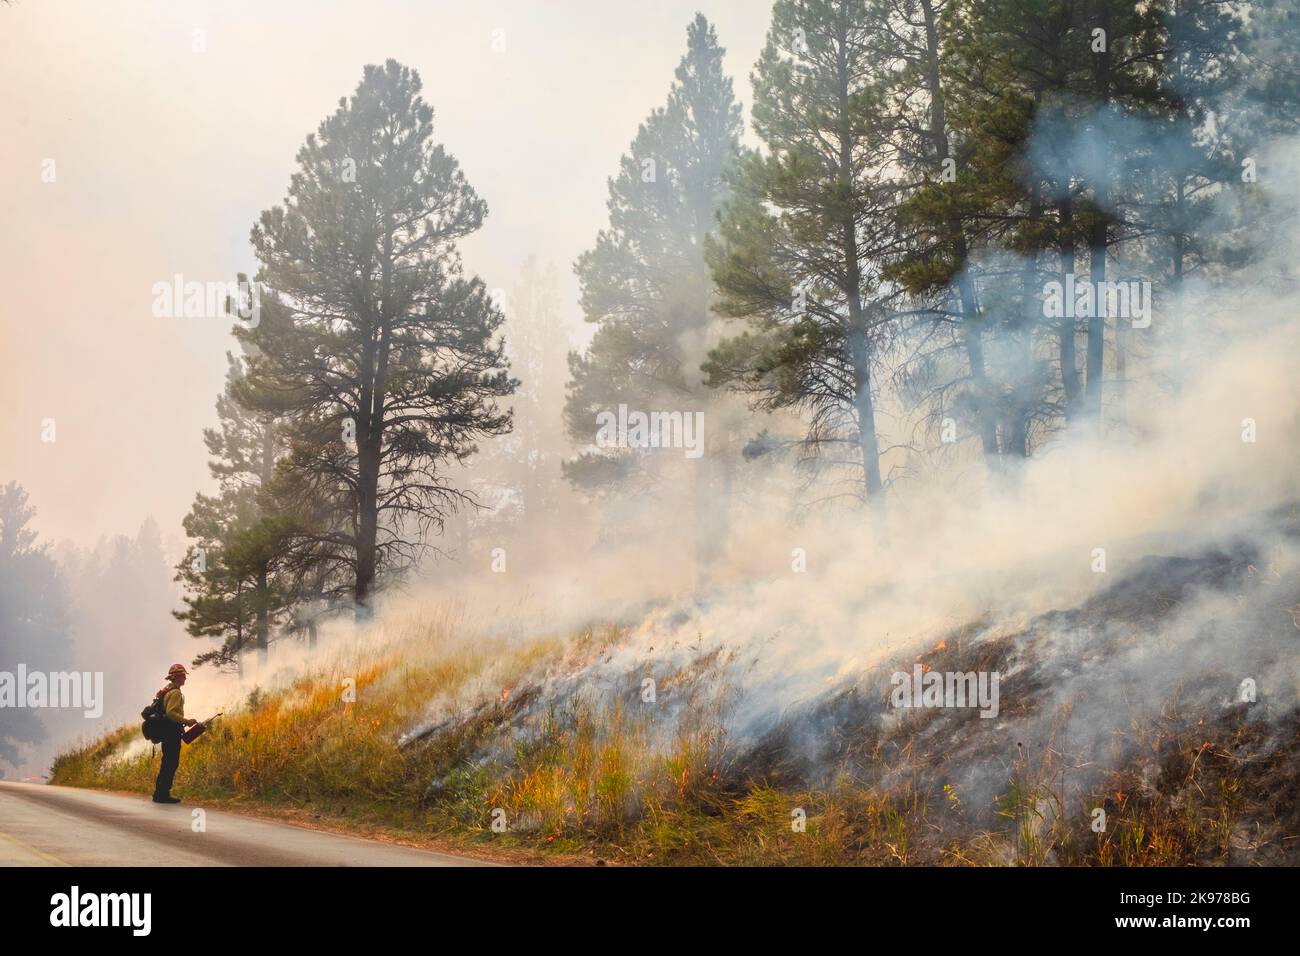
[1058,196,1082,417]
[835,24,883,500]
[958,261,1000,467]
[921,0,999,469]
[1171,181,1186,397]
[255,566,269,662]
[1007,187,1045,459]
[355,228,393,621]
[850,335,885,498]
[256,420,274,660]
[1085,232,1106,427]
[1085,6,1113,428]
[354,435,379,619]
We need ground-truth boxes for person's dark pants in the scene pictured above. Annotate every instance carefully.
[154,725,183,797]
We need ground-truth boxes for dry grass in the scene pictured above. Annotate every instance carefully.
[50,603,1295,866]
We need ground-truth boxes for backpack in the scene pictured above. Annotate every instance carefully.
[141,693,169,743]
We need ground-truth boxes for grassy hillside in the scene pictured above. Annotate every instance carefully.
[52,528,1300,866]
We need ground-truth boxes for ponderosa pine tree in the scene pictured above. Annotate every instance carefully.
[706,0,899,501]
[174,348,292,668]
[236,60,516,616]
[870,0,1005,470]
[564,14,744,564]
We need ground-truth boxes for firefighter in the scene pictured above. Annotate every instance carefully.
[152,663,198,804]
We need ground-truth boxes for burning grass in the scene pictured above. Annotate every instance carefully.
[50,522,1300,865]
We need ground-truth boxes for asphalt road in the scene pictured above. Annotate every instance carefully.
[0,781,492,866]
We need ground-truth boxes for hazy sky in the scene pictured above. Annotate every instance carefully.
[0,0,769,549]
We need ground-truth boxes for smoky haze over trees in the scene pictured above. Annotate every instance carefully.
[705,0,1289,498]
[0,483,72,769]
[156,2,1300,667]
[1,489,182,778]
[440,256,577,569]
[564,14,746,576]
[4,1,1296,714]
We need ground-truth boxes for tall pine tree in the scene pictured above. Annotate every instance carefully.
[237,60,517,616]
[706,0,899,501]
[174,348,291,668]
[564,14,744,566]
